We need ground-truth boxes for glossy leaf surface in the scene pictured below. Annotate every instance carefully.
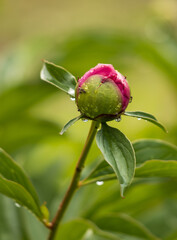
[96,124,135,197]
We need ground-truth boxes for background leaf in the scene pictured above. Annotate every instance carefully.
[133,140,177,165]
[93,213,159,240]
[96,124,135,197]
[56,218,120,240]
[40,60,76,96]
[135,160,177,178]
[0,149,40,206]
[0,149,43,220]
[0,177,43,219]
[124,111,166,132]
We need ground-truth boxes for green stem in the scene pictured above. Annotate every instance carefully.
[48,120,99,240]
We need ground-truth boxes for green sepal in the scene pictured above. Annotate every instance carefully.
[60,115,83,135]
[40,60,76,97]
[124,111,166,132]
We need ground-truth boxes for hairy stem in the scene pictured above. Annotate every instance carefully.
[48,120,99,240]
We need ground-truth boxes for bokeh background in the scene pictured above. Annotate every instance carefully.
[0,0,177,239]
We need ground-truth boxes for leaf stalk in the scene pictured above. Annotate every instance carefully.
[48,120,99,240]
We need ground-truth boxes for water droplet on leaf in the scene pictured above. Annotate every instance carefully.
[137,118,141,120]
[68,88,75,96]
[70,97,75,101]
[82,119,88,123]
[96,181,104,186]
[115,116,121,122]
[15,203,21,208]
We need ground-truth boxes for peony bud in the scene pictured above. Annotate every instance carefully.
[75,64,131,122]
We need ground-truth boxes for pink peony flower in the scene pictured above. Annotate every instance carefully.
[76,64,131,121]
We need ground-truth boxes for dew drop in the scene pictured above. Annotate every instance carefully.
[68,88,75,96]
[70,97,75,101]
[15,203,21,208]
[82,119,88,123]
[137,118,141,120]
[115,116,121,122]
[96,181,104,186]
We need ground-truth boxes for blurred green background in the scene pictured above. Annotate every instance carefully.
[0,0,177,239]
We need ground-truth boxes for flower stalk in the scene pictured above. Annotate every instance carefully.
[48,120,100,240]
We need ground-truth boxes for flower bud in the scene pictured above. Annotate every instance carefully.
[75,64,131,122]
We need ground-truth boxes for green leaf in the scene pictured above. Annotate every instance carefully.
[40,60,76,96]
[0,177,43,219]
[124,111,166,132]
[136,160,177,178]
[82,160,177,185]
[133,139,177,165]
[96,123,136,197]
[94,213,159,240]
[0,149,43,220]
[82,139,177,185]
[81,160,115,186]
[0,149,40,206]
[60,115,83,135]
[56,218,120,240]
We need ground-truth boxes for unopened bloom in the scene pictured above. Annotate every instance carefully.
[75,64,131,122]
